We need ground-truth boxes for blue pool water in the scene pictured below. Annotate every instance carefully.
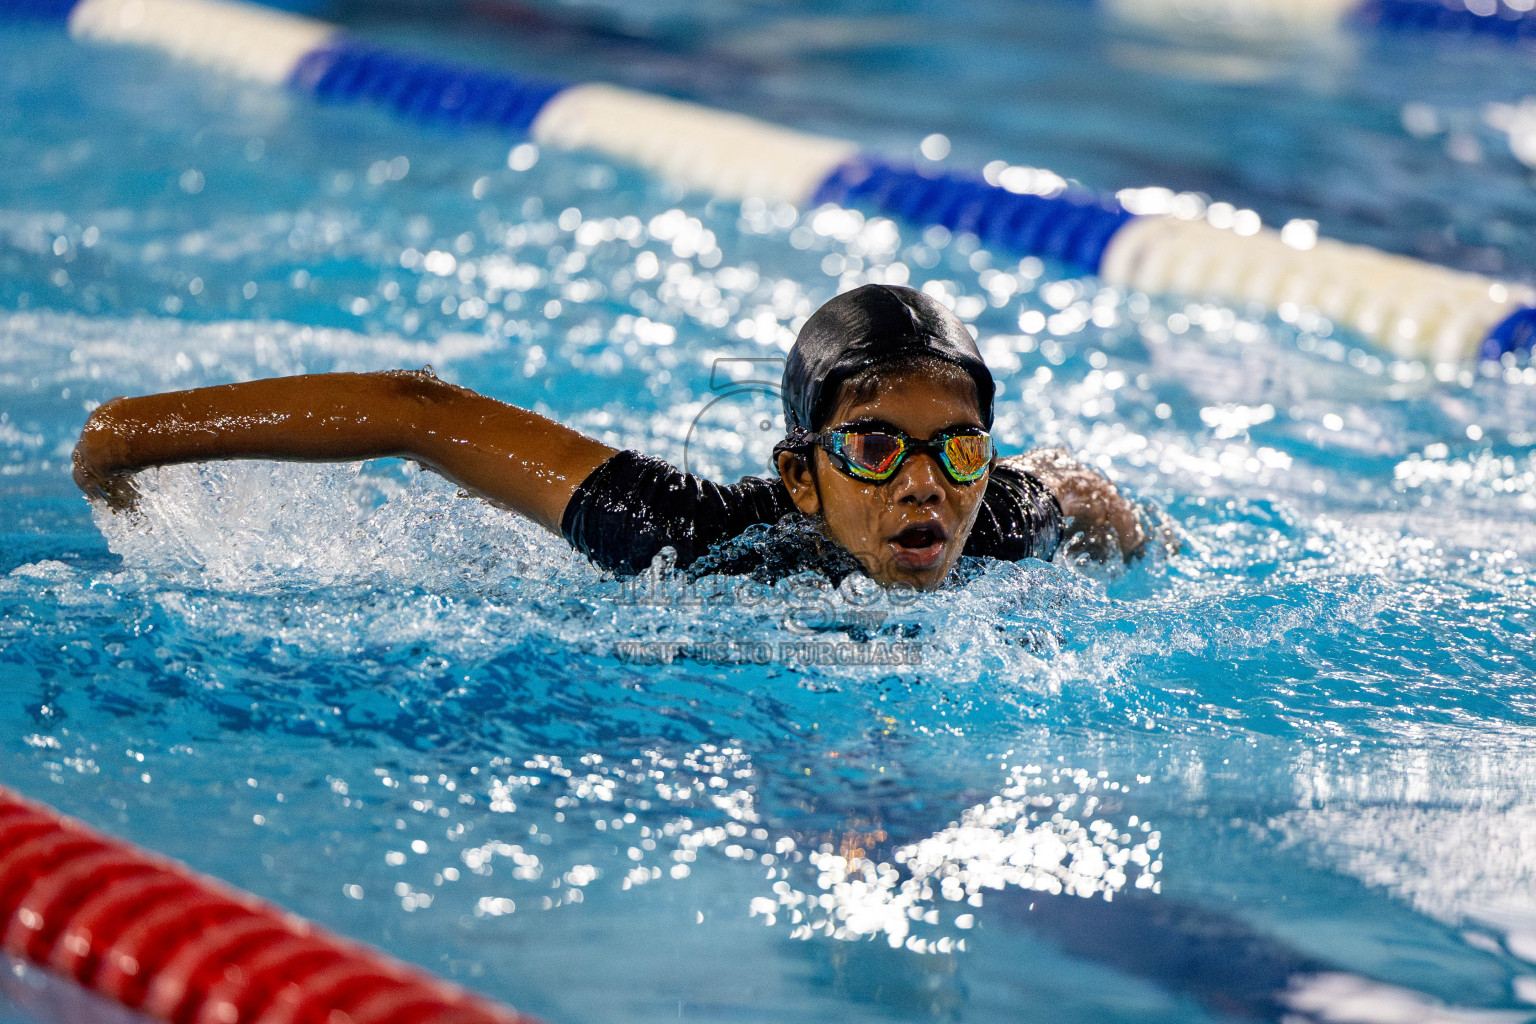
[3,2,1536,1022]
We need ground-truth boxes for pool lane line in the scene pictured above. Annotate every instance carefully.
[1107,0,1536,39]
[3,0,1534,362]
[0,784,545,1024]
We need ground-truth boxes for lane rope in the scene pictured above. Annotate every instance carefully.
[0,784,543,1024]
[1356,0,1536,38]
[2,0,1533,361]
[1105,0,1536,40]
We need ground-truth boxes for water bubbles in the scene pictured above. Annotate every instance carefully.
[983,161,1068,198]
[507,143,539,172]
[1279,218,1318,250]
[918,133,951,162]
[365,156,410,185]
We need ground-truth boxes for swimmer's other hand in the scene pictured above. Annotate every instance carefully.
[73,401,141,511]
[1010,447,1147,561]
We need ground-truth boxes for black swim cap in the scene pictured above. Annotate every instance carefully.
[781,284,995,433]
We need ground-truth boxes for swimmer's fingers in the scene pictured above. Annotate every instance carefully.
[1062,522,1132,563]
[1063,485,1147,562]
[98,474,143,511]
[71,455,141,510]
[72,406,142,510]
[1136,503,1183,559]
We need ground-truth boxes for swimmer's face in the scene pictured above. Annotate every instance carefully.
[777,365,991,591]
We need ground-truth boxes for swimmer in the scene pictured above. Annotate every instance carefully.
[72,284,1147,590]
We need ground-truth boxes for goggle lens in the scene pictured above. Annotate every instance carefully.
[838,432,906,480]
[942,433,992,481]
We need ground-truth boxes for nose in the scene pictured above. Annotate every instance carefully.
[891,451,945,506]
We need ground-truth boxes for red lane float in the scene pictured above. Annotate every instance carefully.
[0,785,543,1024]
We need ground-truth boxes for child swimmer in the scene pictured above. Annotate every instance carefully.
[72,285,1147,590]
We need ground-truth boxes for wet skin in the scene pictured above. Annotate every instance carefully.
[776,368,991,591]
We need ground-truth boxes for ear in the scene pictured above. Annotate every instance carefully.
[776,449,821,517]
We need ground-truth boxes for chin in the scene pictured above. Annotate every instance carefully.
[875,552,958,591]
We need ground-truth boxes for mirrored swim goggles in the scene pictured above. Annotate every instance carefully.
[795,425,994,485]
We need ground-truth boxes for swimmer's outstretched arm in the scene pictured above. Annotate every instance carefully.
[1005,448,1148,561]
[71,370,616,533]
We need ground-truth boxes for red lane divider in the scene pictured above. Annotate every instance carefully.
[0,785,544,1024]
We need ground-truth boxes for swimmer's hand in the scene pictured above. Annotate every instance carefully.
[1007,447,1148,562]
[73,400,143,510]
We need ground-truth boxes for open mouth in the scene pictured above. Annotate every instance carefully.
[889,522,949,571]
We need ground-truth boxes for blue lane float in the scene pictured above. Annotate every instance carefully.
[289,41,566,133]
[1484,306,1536,360]
[3,0,1533,362]
[0,0,75,17]
[1354,0,1536,39]
[811,158,1136,275]
[1105,0,1536,42]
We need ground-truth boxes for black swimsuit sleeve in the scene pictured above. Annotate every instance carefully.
[559,450,796,575]
[962,463,1064,562]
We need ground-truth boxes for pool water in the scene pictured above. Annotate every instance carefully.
[3,2,1536,1022]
